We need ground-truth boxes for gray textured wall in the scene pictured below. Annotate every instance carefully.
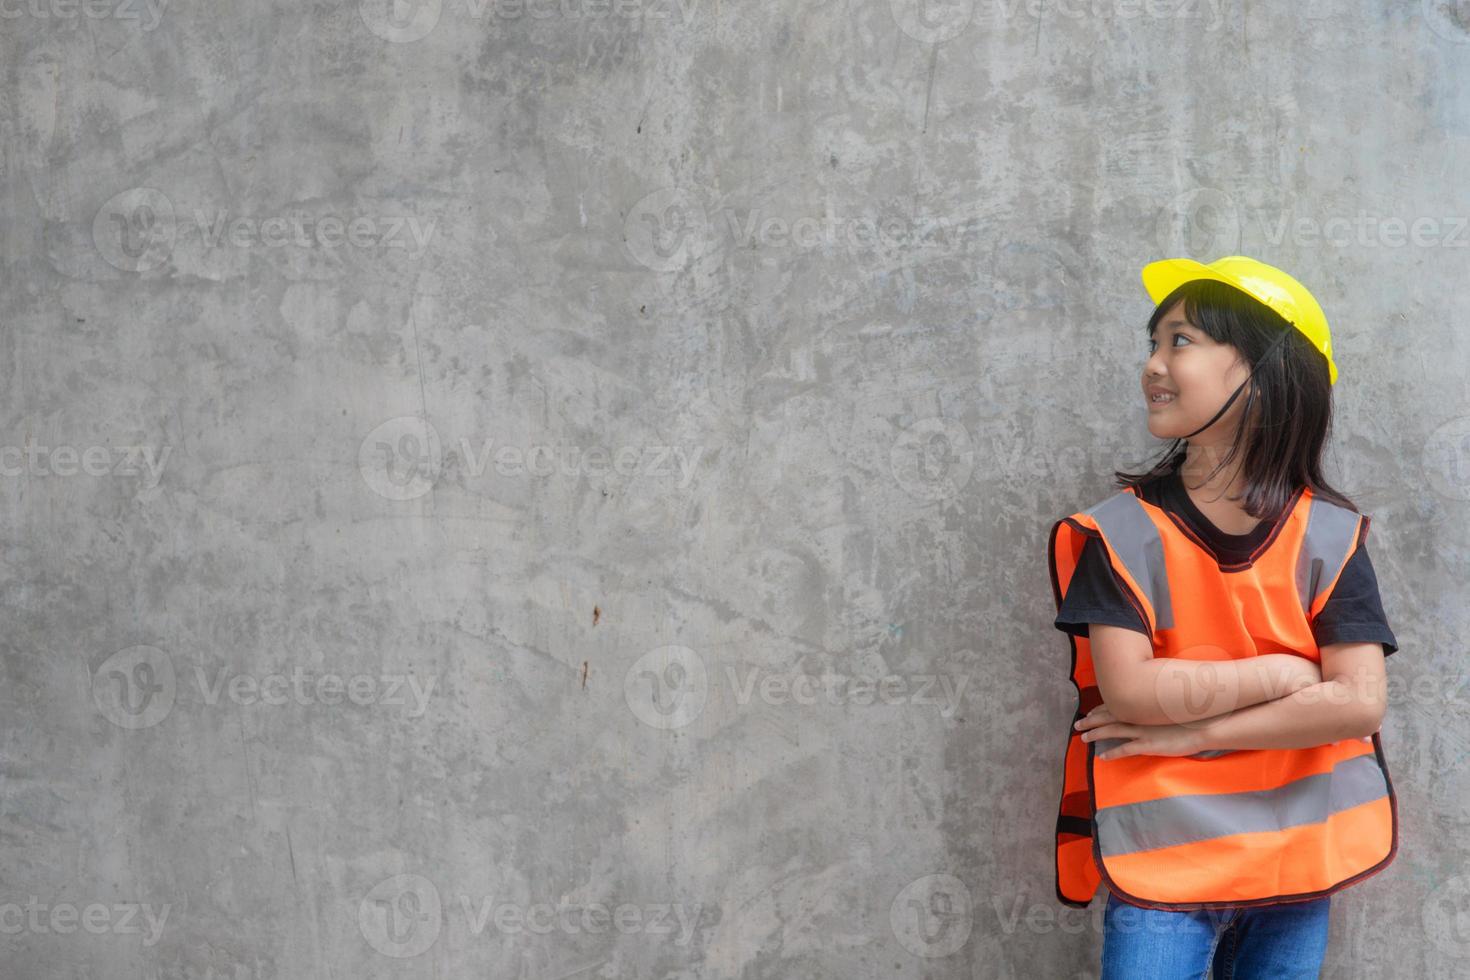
[3,2,1468,978]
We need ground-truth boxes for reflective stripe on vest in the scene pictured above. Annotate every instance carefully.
[1048,484,1398,911]
[1082,492,1174,632]
[1297,492,1363,617]
[1095,751,1386,858]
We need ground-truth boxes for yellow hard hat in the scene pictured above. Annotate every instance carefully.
[1141,255,1337,385]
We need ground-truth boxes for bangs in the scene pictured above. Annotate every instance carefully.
[1145,278,1282,346]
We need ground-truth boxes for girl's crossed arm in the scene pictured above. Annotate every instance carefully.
[1074,626,1386,759]
[1186,642,1388,752]
[1084,623,1324,726]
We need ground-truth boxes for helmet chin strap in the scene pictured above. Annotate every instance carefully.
[1180,380,1247,440]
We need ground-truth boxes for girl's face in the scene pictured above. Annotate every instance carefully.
[1142,300,1254,444]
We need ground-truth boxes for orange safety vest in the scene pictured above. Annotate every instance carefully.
[1047,481,1398,910]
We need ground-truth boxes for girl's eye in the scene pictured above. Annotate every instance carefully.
[1147,334,1192,353]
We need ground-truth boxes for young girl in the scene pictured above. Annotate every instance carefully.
[1046,256,1399,979]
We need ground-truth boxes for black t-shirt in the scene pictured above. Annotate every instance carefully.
[1053,470,1398,656]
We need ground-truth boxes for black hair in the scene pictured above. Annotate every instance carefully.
[1113,277,1357,518]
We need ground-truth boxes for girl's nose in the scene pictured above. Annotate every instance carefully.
[1143,350,1167,380]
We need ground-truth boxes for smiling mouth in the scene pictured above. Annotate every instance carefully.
[1148,393,1176,406]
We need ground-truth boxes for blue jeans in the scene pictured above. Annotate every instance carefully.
[1101,890,1331,979]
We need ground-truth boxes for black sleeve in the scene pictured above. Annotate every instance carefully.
[1053,536,1149,639]
[1312,540,1399,656]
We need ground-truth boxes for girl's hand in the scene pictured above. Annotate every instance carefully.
[1073,704,1209,760]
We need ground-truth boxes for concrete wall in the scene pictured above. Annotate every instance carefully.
[3,2,1467,977]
